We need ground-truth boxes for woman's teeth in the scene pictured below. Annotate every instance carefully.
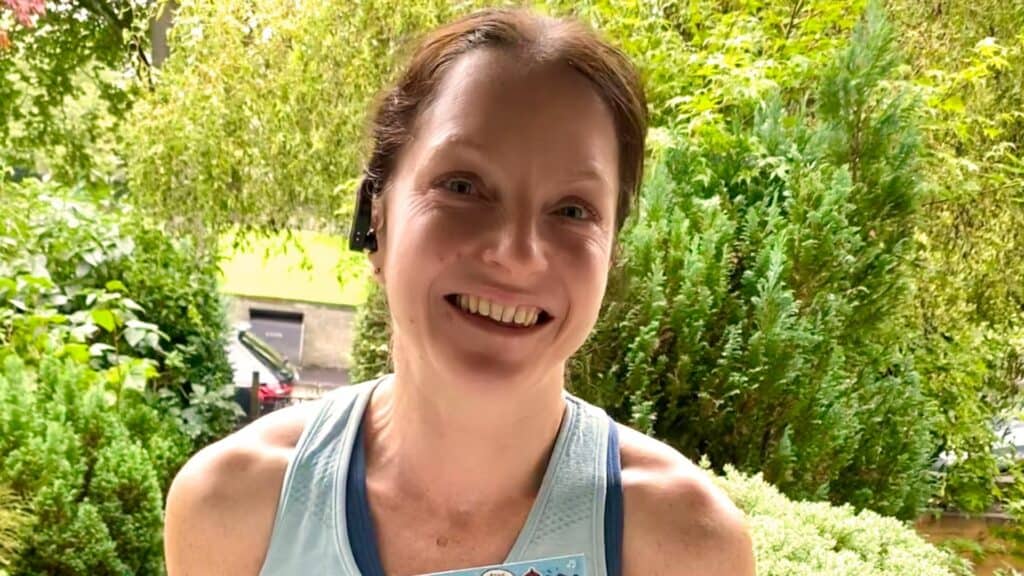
[455,294,541,327]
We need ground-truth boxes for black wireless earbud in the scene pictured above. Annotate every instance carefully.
[349,177,379,253]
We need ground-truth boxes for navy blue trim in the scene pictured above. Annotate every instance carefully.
[604,419,624,576]
[346,418,387,576]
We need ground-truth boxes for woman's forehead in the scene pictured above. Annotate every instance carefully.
[409,49,619,179]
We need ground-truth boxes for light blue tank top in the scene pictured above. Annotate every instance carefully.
[258,374,623,575]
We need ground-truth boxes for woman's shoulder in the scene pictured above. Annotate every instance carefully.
[615,422,756,576]
[163,399,324,576]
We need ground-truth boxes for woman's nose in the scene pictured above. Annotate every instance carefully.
[481,215,548,277]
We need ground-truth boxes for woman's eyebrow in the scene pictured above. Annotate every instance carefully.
[562,165,611,189]
[424,132,613,191]
[427,132,486,154]
[561,163,614,194]
[421,133,491,166]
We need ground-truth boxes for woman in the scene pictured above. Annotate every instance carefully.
[165,7,755,576]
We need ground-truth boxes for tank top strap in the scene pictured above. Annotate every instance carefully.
[503,392,615,576]
[259,376,382,575]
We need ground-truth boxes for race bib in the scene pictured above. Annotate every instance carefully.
[423,553,586,576]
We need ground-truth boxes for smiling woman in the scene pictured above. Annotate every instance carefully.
[164,7,755,576]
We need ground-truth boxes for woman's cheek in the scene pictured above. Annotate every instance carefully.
[422,204,500,253]
[551,225,612,270]
[391,194,460,251]
[560,233,611,310]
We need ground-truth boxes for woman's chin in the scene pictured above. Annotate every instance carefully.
[436,349,552,391]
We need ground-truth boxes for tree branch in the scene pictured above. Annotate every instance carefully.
[783,0,806,42]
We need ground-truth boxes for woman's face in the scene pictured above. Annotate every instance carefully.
[372,48,619,391]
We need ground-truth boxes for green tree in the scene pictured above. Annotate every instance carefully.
[886,0,1024,513]
[0,357,166,575]
[124,0,867,241]
[0,0,157,182]
[124,0,473,242]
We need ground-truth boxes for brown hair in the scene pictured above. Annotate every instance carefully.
[361,6,648,235]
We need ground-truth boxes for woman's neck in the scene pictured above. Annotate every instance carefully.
[361,359,568,515]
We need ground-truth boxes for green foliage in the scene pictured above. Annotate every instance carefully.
[0,486,30,573]
[0,178,247,573]
[574,72,935,518]
[0,178,241,449]
[0,355,167,575]
[889,0,1024,513]
[550,0,864,130]
[714,464,972,575]
[124,0,474,241]
[349,280,392,383]
[123,0,869,241]
[0,1,158,182]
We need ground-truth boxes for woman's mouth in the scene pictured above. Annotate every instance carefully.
[443,294,553,329]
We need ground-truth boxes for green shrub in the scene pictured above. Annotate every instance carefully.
[0,486,30,574]
[349,281,392,383]
[0,179,236,572]
[714,464,972,575]
[0,178,240,448]
[575,2,936,520]
[0,356,167,575]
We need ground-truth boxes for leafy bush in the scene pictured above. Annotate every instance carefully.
[0,356,169,575]
[0,486,30,574]
[0,178,240,448]
[714,464,972,575]
[349,281,392,383]
[0,178,241,572]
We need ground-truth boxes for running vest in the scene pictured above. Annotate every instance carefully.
[258,374,623,576]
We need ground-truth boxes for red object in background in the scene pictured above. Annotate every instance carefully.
[258,381,294,402]
[3,0,46,27]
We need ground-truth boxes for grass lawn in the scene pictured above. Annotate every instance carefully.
[218,229,371,307]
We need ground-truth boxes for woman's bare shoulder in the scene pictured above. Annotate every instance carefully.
[163,400,323,576]
[616,423,756,576]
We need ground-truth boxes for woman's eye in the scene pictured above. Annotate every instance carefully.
[443,177,475,195]
[556,205,593,221]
